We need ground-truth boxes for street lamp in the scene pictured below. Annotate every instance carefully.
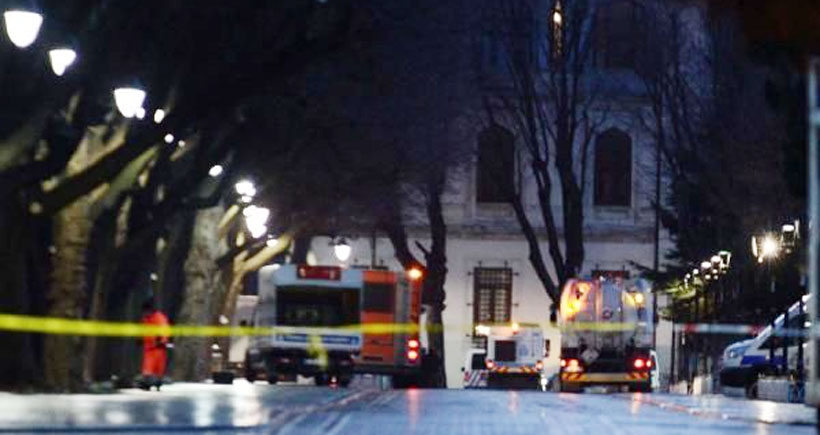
[752,234,781,263]
[333,238,352,262]
[208,165,224,177]
[3,9,43,48]
[235,179,256,203]
[113,87,146,118]
[242,205,269,239]
[153,109,166,124]
[48,47,76,76]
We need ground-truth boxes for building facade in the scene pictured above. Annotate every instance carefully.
[305,0,702,388]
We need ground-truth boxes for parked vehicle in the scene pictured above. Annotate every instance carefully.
[245,264,362,386]
[719,295,809,398]
[352,267,428,388]
[558,278,656,393]
[474,323,546,389]
[461,348,488,389]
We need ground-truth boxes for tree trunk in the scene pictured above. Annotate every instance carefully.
[174,207,227,381]
[0,205,46,389]
[44,199,92,391]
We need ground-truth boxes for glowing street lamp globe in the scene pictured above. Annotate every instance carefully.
[48,48,77,76]
[334,239,352,262]
[3,10,43,48]
[113,87,146,118]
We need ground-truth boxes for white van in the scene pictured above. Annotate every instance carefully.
[719,295,809,398]
[462,348,488,389]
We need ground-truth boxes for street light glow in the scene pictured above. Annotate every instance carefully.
[164,134,174,144]
[3,10,43,48]
[153,109,166,124]
[135,107,146,120]
[242,205,270,239]
[700,261,711,271]
[235,180,256,198]
[208,165,223,177]
[113,87,146,118]
[760,235,780,260]
[266,237,278,248]
[333,239,352,262]
[552,9,562,25]
[48,48,76,76]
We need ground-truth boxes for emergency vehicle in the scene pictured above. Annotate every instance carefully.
[472,323,546,389]
[558,278,655,393]
[352,267,427,388]
[244,264,362,386]
[241,264,428,387]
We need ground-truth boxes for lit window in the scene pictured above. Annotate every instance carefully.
[473,268,513,326]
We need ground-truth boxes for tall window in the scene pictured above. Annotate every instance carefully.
[476,125,515,203]
[593,0,644,70]
[594,129,632,206]
[473,268,513,325]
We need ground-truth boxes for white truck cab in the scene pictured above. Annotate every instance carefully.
[462,348,488,389]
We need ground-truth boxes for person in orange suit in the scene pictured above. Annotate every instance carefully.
[140,299,170,391]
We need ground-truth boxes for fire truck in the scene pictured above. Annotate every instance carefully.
[472,323,546,389]
[241,264,427,387]
[558,278,655,393]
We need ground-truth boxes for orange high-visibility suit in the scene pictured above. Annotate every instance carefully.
[141,310,170,377]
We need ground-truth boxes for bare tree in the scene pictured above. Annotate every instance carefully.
[481,0,602,306]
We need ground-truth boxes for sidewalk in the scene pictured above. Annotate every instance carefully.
[626,392,816,426]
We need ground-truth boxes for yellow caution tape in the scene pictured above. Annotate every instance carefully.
[0,313,421,337]
[0,313,771,338]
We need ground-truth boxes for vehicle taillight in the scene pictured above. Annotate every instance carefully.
[486,359,495,370]
[407,349,419,362]
[646,359,653,369]
[633,358,646,369]
[408,339,420,350]
[561,358,583,373]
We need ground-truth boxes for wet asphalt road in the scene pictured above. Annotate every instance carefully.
[0,381,815,434]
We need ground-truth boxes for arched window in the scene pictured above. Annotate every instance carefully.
[594,129,632,206]
[593,0,645,70]
[476,125,515,204]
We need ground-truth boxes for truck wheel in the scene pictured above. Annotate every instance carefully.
[267,372,278,385]
[212,371,234,385]
[245,368,257,383]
